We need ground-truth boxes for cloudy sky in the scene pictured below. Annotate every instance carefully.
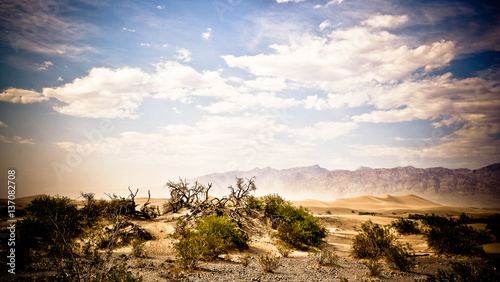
[1,0,499,198]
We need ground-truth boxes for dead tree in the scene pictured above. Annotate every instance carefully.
[164,178,211,213]
[228,177,257,207]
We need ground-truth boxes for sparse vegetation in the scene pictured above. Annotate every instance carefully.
[364,259,383,277]
[276,244,293,258]
[309,249,338,266]
[409,214,492,256]
[352,220,415,272]
[240,253,252,267]
[171,215,249,270]
[263,194,327,249]
[258,252,282,273]
[390,217,420,235]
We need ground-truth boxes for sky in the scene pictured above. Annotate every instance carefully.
[1,0,499,198]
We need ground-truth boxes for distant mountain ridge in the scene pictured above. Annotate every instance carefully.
[192,163,500,207]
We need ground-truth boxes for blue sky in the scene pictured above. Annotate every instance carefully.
[1,0,499,198]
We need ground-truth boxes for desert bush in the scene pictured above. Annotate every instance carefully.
[258,252,281,273]
[353,220,415,272]
[246,195,263,211]
[17,195,82,268]
[171,215,249,269]
[263,194,327,248]
[424,224,489,256]
[339,277,349,282]
[422,260,500,282]
[132,238,148,258]
[195,215,249,259]
[390,218,420,235]
[309,249,338,266]
[352,220,392,259]
[240,253,252,267]
[276,244,292,258]
[385,243,415,272]
[364,259,383,277]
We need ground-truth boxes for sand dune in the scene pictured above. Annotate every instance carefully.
[294,194,441,211]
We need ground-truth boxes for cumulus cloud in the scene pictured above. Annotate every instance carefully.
[0,88,49,103]
[0,121,7,127]
[223,25,456,91]
[362,14,409,29]
[43,67,150,119]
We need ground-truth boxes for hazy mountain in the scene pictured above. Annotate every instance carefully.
[192,163,500,207]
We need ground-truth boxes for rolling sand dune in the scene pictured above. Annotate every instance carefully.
[292,194,499,216]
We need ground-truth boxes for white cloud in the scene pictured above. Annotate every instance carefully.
[43,67,150,119]
[362,14,409,29]
[0,135,35,144]
[201,28,212,40]
[326,0,343,6]
[243,77,287,91]
[157,5,165,10]
[319,20,332,31]
[0,88,49,103]
[34,61,53,71]
[122,27,136,32]
[55,114,302,171]
[140,43,151,47]
[57,76,64,81]
[352,72,500,124]
[199,92,299,114]
[223,25,456,91]
[175,48,192,62]
[0,121,7,127]
[292,121,358,141]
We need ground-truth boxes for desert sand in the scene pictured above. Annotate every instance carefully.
[2,194,499,281]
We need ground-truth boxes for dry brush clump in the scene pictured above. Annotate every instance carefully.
[16,194,145,281]
[352,220,415,272]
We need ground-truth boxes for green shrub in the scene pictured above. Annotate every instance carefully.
[258,252,281,273]
[171,215,249,270]
[309,249,338,266]
[262,194,327,249]
[352,220,392,259]
[390,218,420,235]
[364,259,383,277]
[246,195,263,211]
[195,215,249,259]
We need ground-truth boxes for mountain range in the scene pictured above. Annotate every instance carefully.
[192,163,500,207]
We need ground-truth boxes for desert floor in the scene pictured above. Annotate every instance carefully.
[3,194,500,281]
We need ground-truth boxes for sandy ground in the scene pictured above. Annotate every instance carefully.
[2,194,499,281]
